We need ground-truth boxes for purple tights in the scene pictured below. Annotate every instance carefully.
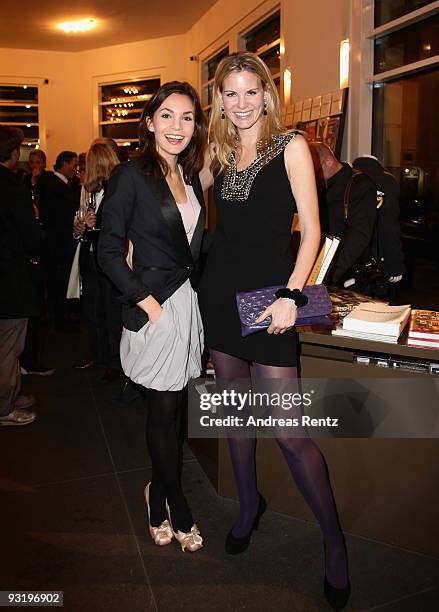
[210,349,348,588]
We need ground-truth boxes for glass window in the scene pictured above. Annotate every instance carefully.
[0,85,39,149]
[374,0,435,27]
[207,47,229,82]
[244,12,280,55]
[99,78,160,149]
[243,11,281,90]
[374,13,439,73]
[372,68,439,306]
[201,47,229,113]
[259,46,281,75]
[372,68,438,211]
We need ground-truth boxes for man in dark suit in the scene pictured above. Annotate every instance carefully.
[0,126,44,426]
[23,149,52,222]
[21,149,55,375]
[309,142,377,286]
[353,155,405,283]
[43,150,79,329]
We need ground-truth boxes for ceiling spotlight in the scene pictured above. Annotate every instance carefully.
[58,19,96,34]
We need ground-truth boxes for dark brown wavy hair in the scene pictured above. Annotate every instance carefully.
[137,81,207,183]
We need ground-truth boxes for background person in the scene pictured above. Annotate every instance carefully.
[20,149,55,376]
[0,126,44,426]
[309,142,377,288]
[43,150,79,330]
[72,142,122,379]
[353,155,405,286]
[23,149,52,222]
[74,152,87,190]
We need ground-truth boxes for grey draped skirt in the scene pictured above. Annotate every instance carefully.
[120,280,204,391]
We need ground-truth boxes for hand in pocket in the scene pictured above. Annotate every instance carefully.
[149,307,164,325]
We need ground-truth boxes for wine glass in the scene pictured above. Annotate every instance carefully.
[87,193,99,231]
[76,208,87,242]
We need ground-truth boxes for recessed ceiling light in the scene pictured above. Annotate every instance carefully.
[58,19,96,34]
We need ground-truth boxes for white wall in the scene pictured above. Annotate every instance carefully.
[0,0,351,166]
[0,48,80,166]
[283,0,350,102]
[0,35,187,166]
[75,34,187,154]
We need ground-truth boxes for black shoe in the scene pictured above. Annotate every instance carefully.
[225,494,266,555]
[324,575,351,610]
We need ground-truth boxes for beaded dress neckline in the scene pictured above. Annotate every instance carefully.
[221,131,297,202]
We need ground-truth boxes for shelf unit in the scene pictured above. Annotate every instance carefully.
[0,85,40,148]
[98,78,160,148]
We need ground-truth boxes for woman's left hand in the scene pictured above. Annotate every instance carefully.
[255,298,297,334]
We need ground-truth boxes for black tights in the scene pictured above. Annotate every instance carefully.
[210,349,348,589]
[145,387,193,533]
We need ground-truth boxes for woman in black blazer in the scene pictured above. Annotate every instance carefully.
[98,82,208,552]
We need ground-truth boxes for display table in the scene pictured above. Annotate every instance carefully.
[189,326,439,556]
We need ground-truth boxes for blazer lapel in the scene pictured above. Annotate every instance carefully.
[150,175,193,265]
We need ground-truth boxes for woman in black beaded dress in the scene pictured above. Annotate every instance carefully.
[198,52,350,610]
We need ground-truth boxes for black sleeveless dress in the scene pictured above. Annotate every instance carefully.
[198,132,298,367]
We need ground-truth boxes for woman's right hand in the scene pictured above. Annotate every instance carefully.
[137,294,163,323]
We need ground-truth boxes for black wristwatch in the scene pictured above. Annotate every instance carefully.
[275,287,308,307]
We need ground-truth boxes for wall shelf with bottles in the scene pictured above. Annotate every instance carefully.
[99,78,160,147]
[0,85,40,148]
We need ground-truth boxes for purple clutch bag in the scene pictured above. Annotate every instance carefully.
[236,284,332,337]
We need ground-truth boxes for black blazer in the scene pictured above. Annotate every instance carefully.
[23,169,53,223]
[98,161,206,332]
[0,165,44,318]
[352,156,405,277]
[323,163,377,283]
[43,173,79,259]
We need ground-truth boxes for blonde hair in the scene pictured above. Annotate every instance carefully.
[84,142,119,193]
[209,51,285,171]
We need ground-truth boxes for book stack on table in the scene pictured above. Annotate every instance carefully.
[328,287,387,318]
[407,310,439,349]
[332,303,412,344]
